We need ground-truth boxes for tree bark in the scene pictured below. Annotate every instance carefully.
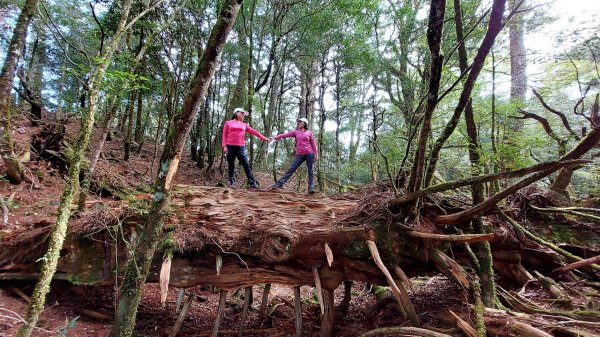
[110,1,242,336]
[0,0,39,185]
[454,0,496,308]
[424,0,507,187]
[16,1,140,335]
[407,0,446,195]
[435,125,600,224]
[509,0,527,122]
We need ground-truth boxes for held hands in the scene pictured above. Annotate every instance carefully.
[266,137,274,143]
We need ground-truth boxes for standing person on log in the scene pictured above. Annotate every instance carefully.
[270,117,318,193]
[222,107,270,188]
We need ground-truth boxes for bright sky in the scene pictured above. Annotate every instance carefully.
[527,0,600,57]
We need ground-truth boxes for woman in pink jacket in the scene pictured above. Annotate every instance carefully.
[222,108,269,188]
[271,117,318,193]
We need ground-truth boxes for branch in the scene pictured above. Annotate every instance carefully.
[498,209,600,271]
[532,88,580,140]
[552,255,600,275]
[434,125,600,224]
[407,231,494,243]
[529,204,600,222]
[39,2,91,64]
[360,326,452,337]
[89,2,105,57]
[123,0,167,32]
[389,159,589,208]
[515,109,565,144]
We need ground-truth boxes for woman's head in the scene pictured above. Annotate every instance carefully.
[297,117,309,130]
[231,107,249,120]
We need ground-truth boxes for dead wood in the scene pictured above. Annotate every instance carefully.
[529,204,600,222]
[533,271,569,304]
[498,209,600,271]
[435,125,600,224]
[238,287,252,336]
[407,231,494,243]
[256,283,271,328]
[168,294,193,337]
[294,286,302,337]
[1,184,599,335]
[213,290,228,337]
[366,239,420,326]
[448,310,477,337]
[359,326,453,337]
[390,159,589,209]
[552,254,600,275]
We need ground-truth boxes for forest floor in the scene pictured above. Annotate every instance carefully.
[1,113,599,336]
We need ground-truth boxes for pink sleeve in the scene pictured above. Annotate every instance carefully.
[310,132,317,154]
[274,130,295,140]
[221,121,229,147]
[246,124,268,141]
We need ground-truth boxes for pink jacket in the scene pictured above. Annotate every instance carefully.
[222,120,268,147]
[274,129,317,156]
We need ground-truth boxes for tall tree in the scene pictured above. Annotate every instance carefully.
[454,0,496,310]
[110,1,242,335]
[16,1,165,335]
[0,0,39,184]
[509,0,527,111]
[423,0,507,188]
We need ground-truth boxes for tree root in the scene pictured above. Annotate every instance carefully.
[366,239,420,326]
[359,326,453,337]
[498,209,600,271]
[529,204,600,222]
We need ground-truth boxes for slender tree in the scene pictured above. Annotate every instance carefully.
[0,0,39,185]
[454,0,496,309]
[110,1,243,335]
[16,1,165,335]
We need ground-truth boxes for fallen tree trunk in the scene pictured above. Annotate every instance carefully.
[1,185,598,335]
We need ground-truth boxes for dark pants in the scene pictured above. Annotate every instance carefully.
[226,145,258,188]
[276,153,314,192]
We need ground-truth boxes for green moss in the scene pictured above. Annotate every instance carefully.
[372,285,387,300]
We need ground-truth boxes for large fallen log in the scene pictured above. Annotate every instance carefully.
[0,186,487,289]
[1,185,599,335]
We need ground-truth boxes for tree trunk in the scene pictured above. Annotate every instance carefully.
[134,81,145,144]
[78,96,119,211]
[454,0,496,309]
[318,55,327,192]
[509,0,527,115]
[0,0,39,185]
[407,0,446,194]
[16,1,143,335]
[334,58,342,191]
[110,1,242,336]
[124,89,138,161]
[424,0,507,188]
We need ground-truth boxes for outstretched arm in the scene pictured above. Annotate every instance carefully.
[246,124,268,141]
[273,130,295,140]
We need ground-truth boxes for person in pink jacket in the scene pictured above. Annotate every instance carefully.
[222,108,269,188]
[270,117,318,193]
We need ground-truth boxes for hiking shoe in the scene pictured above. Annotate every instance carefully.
[269,185,282,190]
[308,190,315,194]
